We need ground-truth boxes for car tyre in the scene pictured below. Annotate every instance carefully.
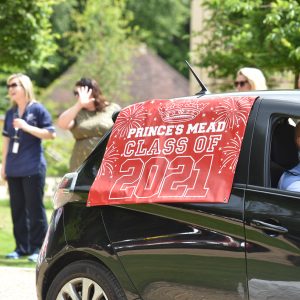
[46,260,127,300]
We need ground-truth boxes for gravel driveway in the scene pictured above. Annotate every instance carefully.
[0,266,37,300]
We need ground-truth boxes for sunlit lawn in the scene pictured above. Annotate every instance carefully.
[0,199,54,268]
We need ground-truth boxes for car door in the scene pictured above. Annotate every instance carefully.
[245,99,300,299]
[102,190,247,300]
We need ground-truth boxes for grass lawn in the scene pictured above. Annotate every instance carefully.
[0,199,54,268]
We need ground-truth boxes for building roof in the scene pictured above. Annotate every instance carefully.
[126,46,190,105]
[41,45,190,114]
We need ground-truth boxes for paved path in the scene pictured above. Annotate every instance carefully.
[0,266,37,300]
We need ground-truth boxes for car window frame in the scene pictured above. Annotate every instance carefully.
[249,98,300,194]
[75,129,112,190]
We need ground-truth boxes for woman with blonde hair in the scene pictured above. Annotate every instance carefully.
[1,73,55,262]
[234,67,267,91]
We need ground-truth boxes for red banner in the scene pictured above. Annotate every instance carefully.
[87,95,257,206]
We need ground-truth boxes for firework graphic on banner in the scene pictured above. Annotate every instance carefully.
[99,143,119,176]
[219,132,242,173]
[112,103,148,138]
[214,97,253,129]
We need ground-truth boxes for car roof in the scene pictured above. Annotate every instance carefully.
[196,90,300,103]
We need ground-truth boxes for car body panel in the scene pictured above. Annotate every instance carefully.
[36,207,66,300]
[37,200,140,300]
[102,187,247,299]
[245,187,300,289]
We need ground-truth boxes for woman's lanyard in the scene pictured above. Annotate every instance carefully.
[12,110,20,154]
[11,101,32,154]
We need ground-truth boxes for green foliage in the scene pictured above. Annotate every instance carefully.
[264,1,300,75]
[65,0,134,101]
[0,0,59,72]
[0,88,10,115]
[28,0,83,87]
[43,137,74,176]
[0,0,135,170]
[197,0,300,86]
[3,0,190,89]
[126,0,190,76]
[38,0,135,110]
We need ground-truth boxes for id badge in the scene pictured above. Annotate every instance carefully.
[12,141,19,154]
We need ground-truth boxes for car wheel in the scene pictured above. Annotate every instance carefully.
[46,260,127,300]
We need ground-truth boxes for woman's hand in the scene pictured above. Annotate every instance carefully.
[57,84,95,130]
[1,136,8,181]
[13,118,30,131]
[12,118,54,139]
[77,86,95,109]
[1,166,6,181]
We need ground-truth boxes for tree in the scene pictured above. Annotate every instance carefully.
[39,0,134,176]
[28,1,77,87]
[196,0,300,87]
[126,0,190,77]
[30,0,191,88]
[0,0,59,114]
[28,0,88,87]
[40,0,134,114]
[0,0,58,72]
[68,0,134,101]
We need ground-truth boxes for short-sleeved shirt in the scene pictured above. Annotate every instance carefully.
[2,101,55,177]
[278,163,300,192]
[69,102,120,171]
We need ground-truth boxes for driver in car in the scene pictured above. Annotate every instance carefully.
[278,122,300,192]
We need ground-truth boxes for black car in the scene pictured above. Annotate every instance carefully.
[36,90,300,300]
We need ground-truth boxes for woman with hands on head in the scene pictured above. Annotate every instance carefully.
[1,73,55,262]
[57,77,120,171]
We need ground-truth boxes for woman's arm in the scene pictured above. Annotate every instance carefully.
[13,118,56,140]
[57,86,94,130]
[1,136,9,180]
[56,102,82,130]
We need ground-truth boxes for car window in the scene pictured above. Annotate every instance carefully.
[270,117,299,190]
[76,111,120,187]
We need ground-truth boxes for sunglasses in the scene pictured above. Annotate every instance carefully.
[6,83,20,89]
[234,80,248,88]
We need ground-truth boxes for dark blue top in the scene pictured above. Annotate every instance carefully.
[2,102,55,177]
